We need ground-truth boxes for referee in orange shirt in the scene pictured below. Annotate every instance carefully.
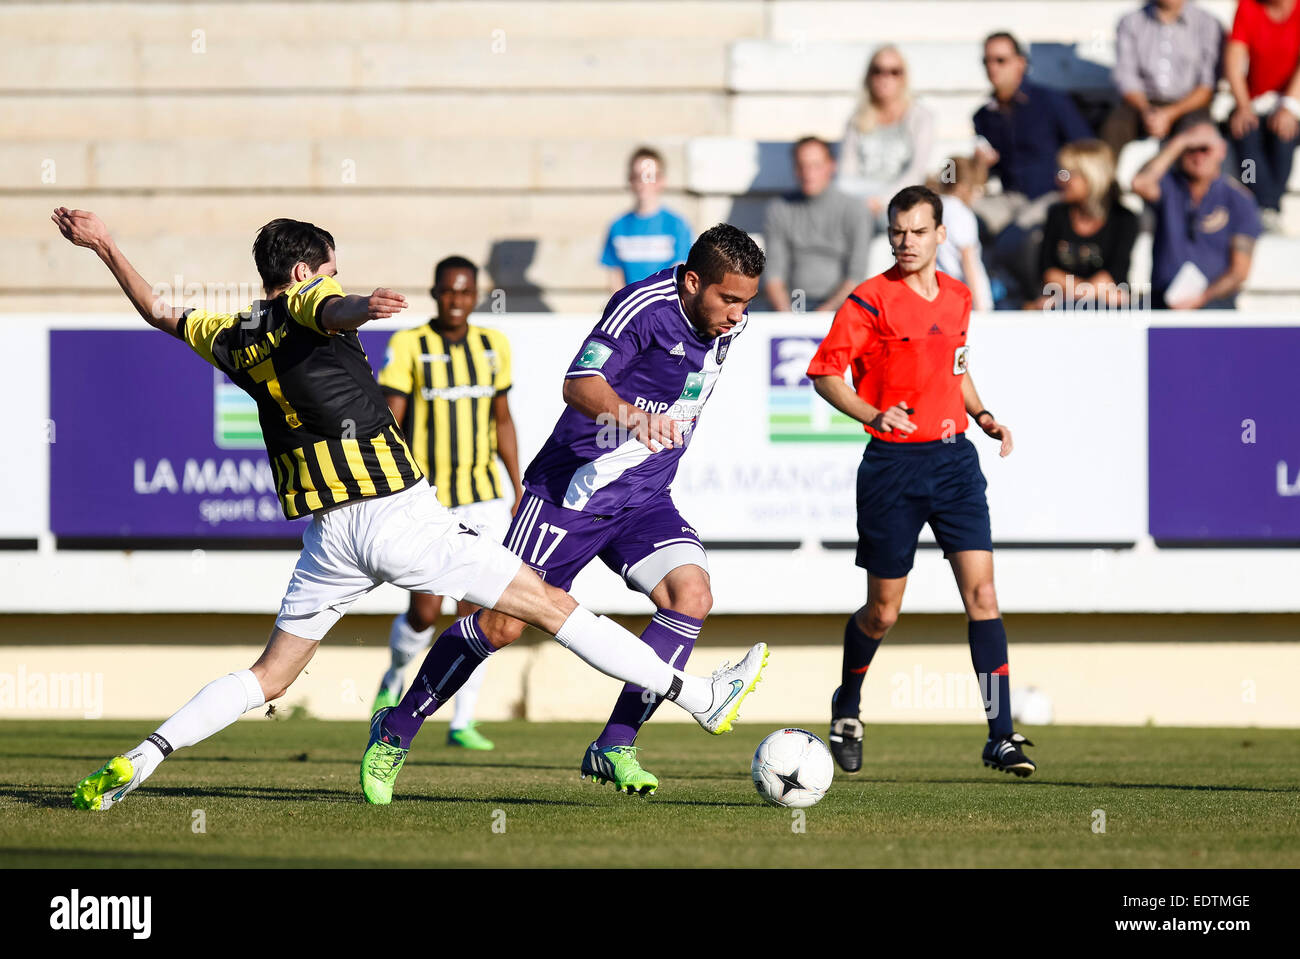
[807,184,1035,778]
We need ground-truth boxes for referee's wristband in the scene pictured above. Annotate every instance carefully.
[974,409,995,426]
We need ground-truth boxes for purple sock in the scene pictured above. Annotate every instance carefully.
[594,610,702,748]
[381,611,495,746]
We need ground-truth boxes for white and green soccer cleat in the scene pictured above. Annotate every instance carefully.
[360,707,409,805]
[692,642,769,735]
[73,755,141,811]
[581,742,658,796]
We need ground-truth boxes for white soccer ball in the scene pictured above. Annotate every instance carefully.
[751,728,834,808]
[1011,686,1054,726]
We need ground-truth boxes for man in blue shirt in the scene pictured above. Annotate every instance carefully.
[1132,120,1261,309]
[601,147,693,291]
[972,31,1095,306]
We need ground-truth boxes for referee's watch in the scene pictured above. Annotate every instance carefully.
[974,409,995,427]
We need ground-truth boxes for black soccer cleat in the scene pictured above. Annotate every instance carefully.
[983,732,1036,778]
[829,689,864,773]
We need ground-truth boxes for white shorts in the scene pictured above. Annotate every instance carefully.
[447,497,513,543]
[275,482,523,641]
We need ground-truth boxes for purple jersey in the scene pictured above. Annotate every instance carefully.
[524,265,746,513]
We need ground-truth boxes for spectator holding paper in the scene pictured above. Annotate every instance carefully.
[1132,120,1262,309]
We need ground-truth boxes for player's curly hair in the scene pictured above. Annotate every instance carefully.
[685,223,766,286]
[253,218,336,292]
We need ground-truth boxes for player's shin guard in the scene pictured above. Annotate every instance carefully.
[130,669,267,785]
[968,617,1013,739]
[381,611,495,745]
[595,610,702,748]
[835,614,882,718]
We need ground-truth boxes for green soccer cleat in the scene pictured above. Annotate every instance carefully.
[370,685,401,718]
[446,722,495,750]
[361,707,409,805]
[580,742,659,796]
[73,755,139,811]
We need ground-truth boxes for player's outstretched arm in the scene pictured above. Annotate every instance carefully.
[50,207,186,336]
[562,374,681,451]
[962,371,1012,457]
[318,288,408,332]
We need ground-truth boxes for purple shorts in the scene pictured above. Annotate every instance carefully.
[502,489,708,595]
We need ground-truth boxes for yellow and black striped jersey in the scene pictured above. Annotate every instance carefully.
[378,323,511,508]
[178,274,423,519]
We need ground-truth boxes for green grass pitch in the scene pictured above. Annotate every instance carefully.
[1,719,1296,868]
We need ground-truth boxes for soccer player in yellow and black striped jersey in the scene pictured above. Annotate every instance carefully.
[371,256,524,749]
[55,206,769,813]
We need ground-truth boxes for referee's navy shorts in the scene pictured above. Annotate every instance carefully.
[855,433,993,579]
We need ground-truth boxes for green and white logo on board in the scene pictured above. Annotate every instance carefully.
[213,370,264,449]
[577,341,613,370]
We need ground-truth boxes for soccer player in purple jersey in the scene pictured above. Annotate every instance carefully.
[370,224,769,797]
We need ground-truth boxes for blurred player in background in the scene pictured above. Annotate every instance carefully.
[806,185,1036,778]
[371,223,767,798]
[369,255,523,751]
[51,208,769,811]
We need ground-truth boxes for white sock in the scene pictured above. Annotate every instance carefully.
[450,657,489,730]
[554,607,712,713]
[129,669,266,786]
[381,615,434,694]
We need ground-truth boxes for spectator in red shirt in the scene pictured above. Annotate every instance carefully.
[1224,0,1300,226]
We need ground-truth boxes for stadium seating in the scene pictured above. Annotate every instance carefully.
[3,0,1296,313]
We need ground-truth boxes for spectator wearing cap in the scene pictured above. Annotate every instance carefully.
[1101,1,1223,156]
[1224,0,1300,229]
[837,45,936,230]
[763,137,873,313]
[1027,140,1140,310]
[600,146,693,291]
[1132,121,1262,309]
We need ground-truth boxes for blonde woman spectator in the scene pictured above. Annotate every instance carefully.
[837,46,935,227]
[1028,140,1139,310]
[934,157,995,311]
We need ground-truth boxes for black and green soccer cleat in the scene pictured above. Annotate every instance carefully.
[580,742,659,796]
[361,707,410,805]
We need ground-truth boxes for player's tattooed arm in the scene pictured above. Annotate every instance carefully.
[562,375,682,451]
[318,289,408,331]
[962,371,1013,457]
[50,207,186,337]
[810,374,916,436]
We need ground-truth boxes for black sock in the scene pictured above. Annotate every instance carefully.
[834,615,883,717]
[968,618,1012,739]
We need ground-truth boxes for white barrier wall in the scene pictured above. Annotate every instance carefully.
[2,312,1299,614]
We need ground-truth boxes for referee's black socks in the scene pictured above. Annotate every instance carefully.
[968,618,1013,739]
[835,615,883,718]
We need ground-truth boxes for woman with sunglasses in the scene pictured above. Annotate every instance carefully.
[837,46,935,229]
[1026,140,1138,310]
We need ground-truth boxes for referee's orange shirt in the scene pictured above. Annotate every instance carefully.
[807,265,972,444]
